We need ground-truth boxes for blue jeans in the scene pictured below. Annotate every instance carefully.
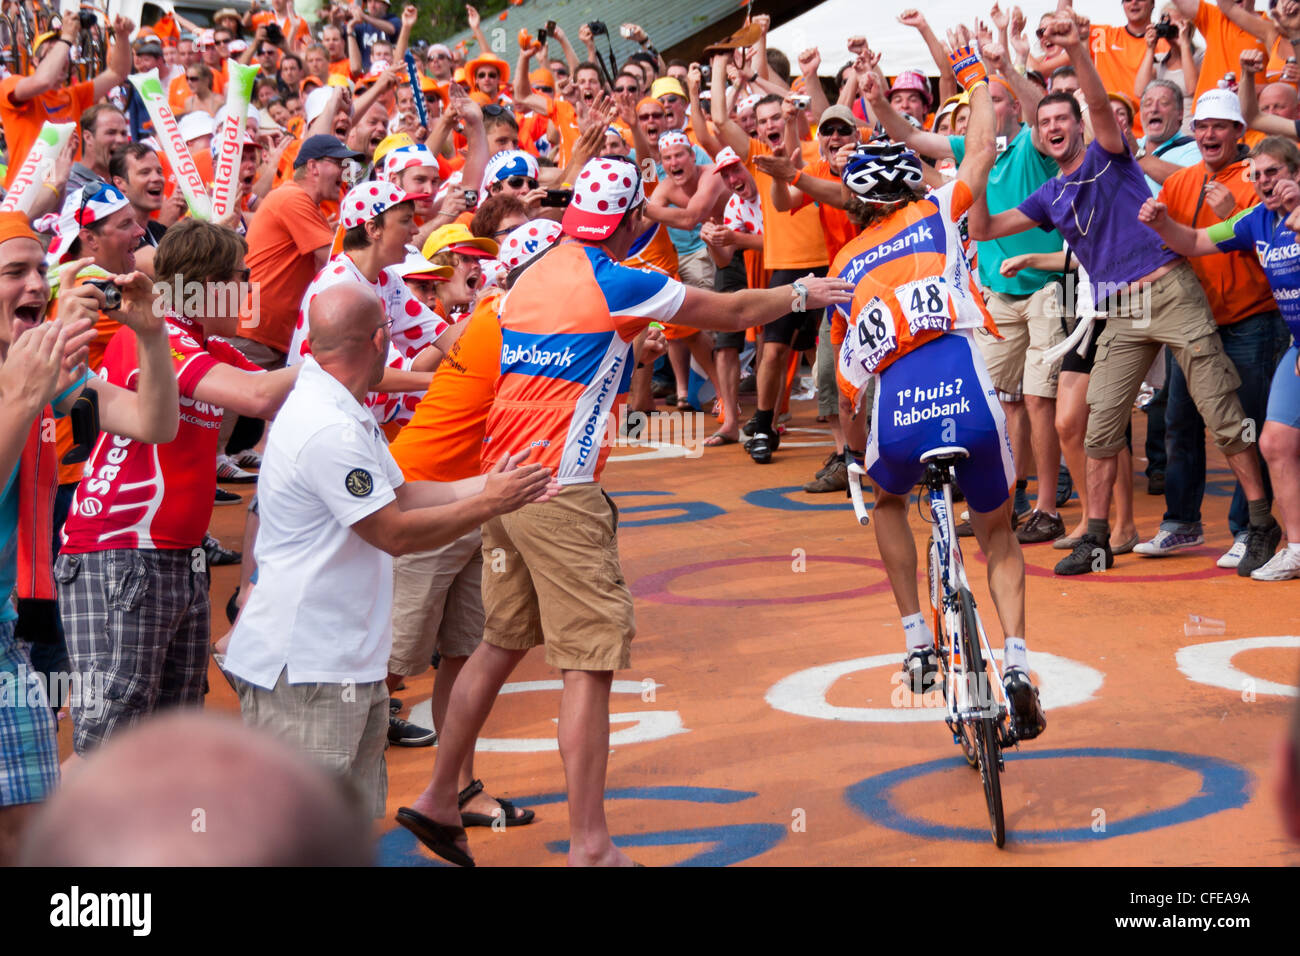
[1161,311,1289,536]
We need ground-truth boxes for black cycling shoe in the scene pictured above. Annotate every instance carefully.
[744,431,779,464]
[1237,518,1282,577]
[1003,668,1046,741]
[902,647,939,695]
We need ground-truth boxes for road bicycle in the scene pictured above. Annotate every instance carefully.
[848,446,1016,847]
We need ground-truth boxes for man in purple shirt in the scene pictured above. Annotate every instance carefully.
[970,12,1278,577]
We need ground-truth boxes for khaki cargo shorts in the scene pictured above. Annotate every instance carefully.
[481,483,635,671]
[388,527,484,676]
[1085,260,1247,458]
[975,283,1066,399]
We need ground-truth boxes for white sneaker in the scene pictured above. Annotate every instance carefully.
[232,449,261,469]
[1250,548,1300,581]
[216,453,258,483]
[1217,534,1248,569]
[1133,529,1204,556]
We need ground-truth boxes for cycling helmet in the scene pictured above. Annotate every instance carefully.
[841,142,926,203]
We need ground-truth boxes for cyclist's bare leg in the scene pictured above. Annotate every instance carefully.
[869,485,921,617]
[968,503,1027,643]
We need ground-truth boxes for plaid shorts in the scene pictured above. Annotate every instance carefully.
[0,618,60,807]
[56,547,210,755]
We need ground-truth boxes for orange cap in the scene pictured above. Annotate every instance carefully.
[529,67,555,88]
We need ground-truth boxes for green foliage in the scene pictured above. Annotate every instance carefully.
[413,0,514,45]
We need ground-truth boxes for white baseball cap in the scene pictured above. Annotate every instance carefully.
[1193,88,1245,128]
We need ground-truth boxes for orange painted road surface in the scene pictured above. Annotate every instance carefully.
[191,401,1298,866]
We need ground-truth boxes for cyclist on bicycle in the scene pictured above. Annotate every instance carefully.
[833,45,1046,740]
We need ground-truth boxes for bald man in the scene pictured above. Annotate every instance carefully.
[222,285,558,818]
[1258,82,1300,121]
[20,712,372,865]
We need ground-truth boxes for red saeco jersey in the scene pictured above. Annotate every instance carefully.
[61,313,261,553]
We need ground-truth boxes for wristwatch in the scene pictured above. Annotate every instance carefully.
[791,280,808,313]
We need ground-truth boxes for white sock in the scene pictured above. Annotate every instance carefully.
[902,612,932,651]
[1003,637,1028,672]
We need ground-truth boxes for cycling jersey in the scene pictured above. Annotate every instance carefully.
[482,241,685,484]
[1209,203,1300,348]
[833,179,997,408]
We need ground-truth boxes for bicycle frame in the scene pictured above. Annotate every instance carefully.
[922,460,1007,733]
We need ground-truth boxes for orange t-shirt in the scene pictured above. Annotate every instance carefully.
[168,73,192,115]
[546,96,580,167]
[1157,157,1276,326]
[388,292,503,482]
[1089,23,1148,100]
[0,75,96,188]
[745,137,828,270]
[1194,1,1267,101]
[329,58,352,79]
[796,157,857,263]
[241,181,336,352]
[252,10,311,50]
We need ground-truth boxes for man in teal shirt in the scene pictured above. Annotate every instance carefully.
[862,51,1067,541]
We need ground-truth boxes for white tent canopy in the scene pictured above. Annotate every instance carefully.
[768,0,1143,76]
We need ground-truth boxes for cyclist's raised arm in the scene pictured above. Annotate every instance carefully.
[951,45,997,197]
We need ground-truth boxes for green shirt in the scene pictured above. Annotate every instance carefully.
[950,125,1063,296]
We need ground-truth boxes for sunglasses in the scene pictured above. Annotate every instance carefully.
[660,94,684,105]
[638,111,665,121]
[482,103,509,116]
[820,123,853,137]
[495,175,538,190]
[476,71,498,80]
[614,84,638,93]
[186,73,202,81]
[534,85,553,94]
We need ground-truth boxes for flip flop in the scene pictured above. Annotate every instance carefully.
[395,807,476,867]
[704,433,739,447]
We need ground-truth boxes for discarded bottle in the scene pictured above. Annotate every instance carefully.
[1184,613,1226,637]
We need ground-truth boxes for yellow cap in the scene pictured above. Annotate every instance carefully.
[373,132,415,166]
[650,76,687,100]
[327,73,355,91]
[421,223,499,260]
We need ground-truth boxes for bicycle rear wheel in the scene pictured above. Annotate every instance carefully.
[960,587,1005,847]
[931,540,978,768]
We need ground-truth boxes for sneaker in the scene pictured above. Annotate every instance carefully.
[389,697,403,714]
[1056,464,1073,508]
[1133,529,1205,557]
[203,532,242,566]
[737,373,758,395]
[214,488,243,506]
[1016,510,1065,544]
[812,450,839,480]
[1003,668,1046,741]
[388,715,437,747]
[232,449,262,470]
[902,647,939,695]
[804,458,847,493]
[1251,547,1300,581]
[741,413,761,437]
[1216,533,1248,569]
[216,453,258,483]
[1053,533,1113,576]
[744,431,777,464]
[1146,471,1165,496]
[1238,519,1283,577]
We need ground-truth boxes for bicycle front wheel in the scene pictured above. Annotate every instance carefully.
[960,588,1005,848]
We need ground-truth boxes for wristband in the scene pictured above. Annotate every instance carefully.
[42,181,60,194]
[791,168,803,187]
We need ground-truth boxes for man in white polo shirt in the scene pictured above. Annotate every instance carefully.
[223,283,558,818]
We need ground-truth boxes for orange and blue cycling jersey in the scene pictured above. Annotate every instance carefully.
[482,240,686,484]
[833,179,998,409]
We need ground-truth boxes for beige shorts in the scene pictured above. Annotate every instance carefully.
[481,483,635,671]
[974,284,1066,399]
[677,245,717,290]
[236,670,389,819]
[388,527,483,676]
[1085,260,1247,458]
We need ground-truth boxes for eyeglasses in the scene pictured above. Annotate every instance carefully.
[1251,163,1289,182]
[638,111,665,121]
[482,104,509,116]
[614,84,638,94]
[476,70,498,80]
[660,94,684,105]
